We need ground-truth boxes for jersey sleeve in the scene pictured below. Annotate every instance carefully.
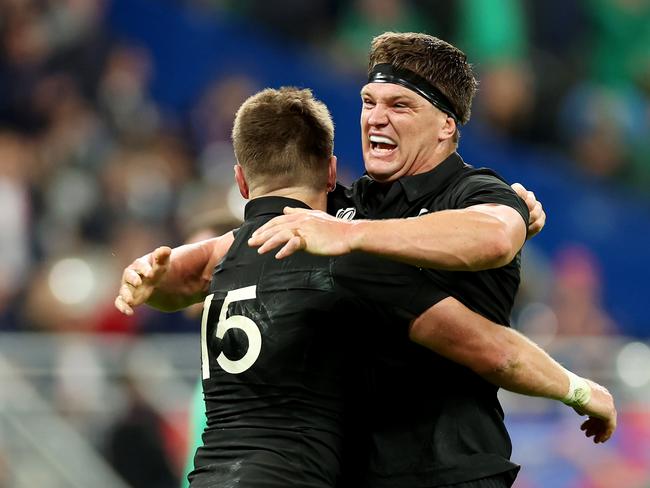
[453,170,529,225]
[331,253,449,322]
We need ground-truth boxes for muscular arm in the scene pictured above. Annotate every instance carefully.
[410,297,566,398]
[347,203,526,270]
[250,203,526,271]
[409,297,617,442]
[115,232,234,314]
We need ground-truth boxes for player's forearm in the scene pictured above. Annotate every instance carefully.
[145,240,215,311]
[146,290,206,312]
[410,298,569,401]
[348,209,518,271]
[148,232,235,311]
[478,328,569,400]
[491,332,616,442]
[412,300,615,442]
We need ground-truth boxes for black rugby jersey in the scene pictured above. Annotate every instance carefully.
[328,153,529,487]
[189,196,447,488]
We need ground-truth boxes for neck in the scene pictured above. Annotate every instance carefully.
[249,186,328,211]
[412,143,456,175]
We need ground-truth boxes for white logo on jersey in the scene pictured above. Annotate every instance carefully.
[418,208,429,216]
[336,207,357,220]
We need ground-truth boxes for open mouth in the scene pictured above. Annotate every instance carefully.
[369,135,398,155]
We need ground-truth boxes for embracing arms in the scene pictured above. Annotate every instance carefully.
[114,184,544,312]
[410,297,617,443]
[248,184,543,271]
[112,206,615,443]
[250,203,526,271]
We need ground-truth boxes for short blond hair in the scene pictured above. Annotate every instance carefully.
[232,87,334,191]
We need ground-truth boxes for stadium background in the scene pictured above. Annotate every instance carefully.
[0,0,649,487]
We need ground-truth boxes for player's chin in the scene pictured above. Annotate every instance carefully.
[364,156,401,182]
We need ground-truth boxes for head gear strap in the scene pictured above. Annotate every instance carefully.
[368,63,459,123]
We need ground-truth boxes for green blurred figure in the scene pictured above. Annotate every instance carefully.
[181,380,207,488]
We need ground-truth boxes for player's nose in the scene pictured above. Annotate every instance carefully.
[367,103,389,127]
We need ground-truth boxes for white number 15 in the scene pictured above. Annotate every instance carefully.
[200,285,261,378]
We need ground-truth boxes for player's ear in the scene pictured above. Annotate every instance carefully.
[327,155,337,192]
[234,164,250,199]
[439,115,456,142]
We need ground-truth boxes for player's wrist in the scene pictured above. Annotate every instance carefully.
[562,369,592,409]
[344,220,370,253]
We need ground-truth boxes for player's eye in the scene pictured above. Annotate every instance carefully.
[362,98,375,107]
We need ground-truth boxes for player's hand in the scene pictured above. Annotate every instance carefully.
[574,379,617,443]
[248,208,356,259]
[511,183,545,239]
[114,246,172,315]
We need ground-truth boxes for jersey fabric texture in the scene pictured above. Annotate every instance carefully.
[328,152,529,488]
[189,196,447,488]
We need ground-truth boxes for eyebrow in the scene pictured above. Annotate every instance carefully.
[360,90,417,104]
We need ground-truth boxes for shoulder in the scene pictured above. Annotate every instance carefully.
[453,167,513,195]
[449,167,527,216]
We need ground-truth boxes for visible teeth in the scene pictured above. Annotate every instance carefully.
[369,135,397,145]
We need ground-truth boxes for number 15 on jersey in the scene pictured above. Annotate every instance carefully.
[200,285,262,378]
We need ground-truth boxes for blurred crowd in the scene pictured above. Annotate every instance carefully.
[0,0,248,338]
[0,1,649,487]
[1,0,646,337]
[208,0,650,190]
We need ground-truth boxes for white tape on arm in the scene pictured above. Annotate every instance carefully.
[562,369,592,408]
